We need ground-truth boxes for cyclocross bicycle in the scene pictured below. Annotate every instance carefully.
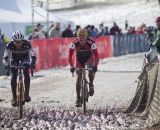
[11,62,26,119]
[80,65,92,114]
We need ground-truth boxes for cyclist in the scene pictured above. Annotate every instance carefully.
[3,31,36,106]
[146,16,160,62]
[69,28,99,107]
[152,16,160,53]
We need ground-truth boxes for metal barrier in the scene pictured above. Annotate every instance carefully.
[0,34,149,75]
[113,34,148,56]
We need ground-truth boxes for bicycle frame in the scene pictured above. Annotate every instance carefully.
[11,64,25,119]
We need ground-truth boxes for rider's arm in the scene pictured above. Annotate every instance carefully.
[91,43,99,66]
[69,43,75,67]
[153,30,160,46]
[25,40,37,66]
[26,40,36,59]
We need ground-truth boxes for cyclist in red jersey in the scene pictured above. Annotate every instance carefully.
[69,28,99,107]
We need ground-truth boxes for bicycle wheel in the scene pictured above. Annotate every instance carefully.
[18,82,24,119]
[81,80,87,114]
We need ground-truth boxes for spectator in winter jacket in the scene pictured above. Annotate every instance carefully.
[48,22,61,38]
[62,24,73,38]
[153,16,160,53]
[110,22,121,35]
[73,25,81,37]
[28,27,46,40]
[0,28,10,44]
[89,25,97,37]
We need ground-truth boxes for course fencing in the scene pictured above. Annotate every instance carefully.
[112,34,148,56]
[0,34,148,75]
[31,36,111,71]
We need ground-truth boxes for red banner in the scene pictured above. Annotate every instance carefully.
[31,36,111,71]
[94,36,111,58]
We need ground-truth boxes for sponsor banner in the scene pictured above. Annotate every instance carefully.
[31,36,111,71]
[95,36,111,58]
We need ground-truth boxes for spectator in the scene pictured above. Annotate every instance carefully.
[125,20,128,30]
[28,27,46,40]
[146,26,156,46]
[36,23,43,31]
[99,22,104,32]
[0,28,10,44]
[73,25,81,37]
[89,25,97,37]
[104,26,109,35]
[128,26,136,34]
[98,28,105,36]
[48,22,61,38]
[97,22,104,36]
[28,28,39,40]
[62,24,73,38]
[36,23,46,39]
[137,23,146,34]
[85,25,91,35]
[110,22,121,35]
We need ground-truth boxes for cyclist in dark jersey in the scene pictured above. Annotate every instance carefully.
[69,28,99,107]
[3,31,36,106]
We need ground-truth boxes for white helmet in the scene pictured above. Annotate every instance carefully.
[12,31,24,41]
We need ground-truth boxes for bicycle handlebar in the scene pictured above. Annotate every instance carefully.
[71,67,93,77]
[10,65,26,69]
[10,64,33,69]
[78,67,93,71]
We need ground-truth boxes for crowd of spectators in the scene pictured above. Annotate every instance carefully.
[28,21,157,40]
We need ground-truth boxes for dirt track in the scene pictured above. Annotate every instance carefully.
[1,53,158,129]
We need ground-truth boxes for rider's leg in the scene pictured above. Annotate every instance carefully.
[88,70,95,85]
[23,68,31,102]
[22,57,31,102]
[11,67,18,106]
[76,68,82,98]
[88,70,95,96]
[87,59,95,96]
[75,68,82,107]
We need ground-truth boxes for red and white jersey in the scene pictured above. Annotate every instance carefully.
[69,37,99,67]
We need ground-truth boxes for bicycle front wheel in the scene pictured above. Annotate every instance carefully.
[82,80,87,114]
[18,82,24,119]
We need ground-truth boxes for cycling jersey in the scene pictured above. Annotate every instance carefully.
[69,37,99,68]
[3,40,35,65]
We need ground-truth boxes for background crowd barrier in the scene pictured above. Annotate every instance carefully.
[112,34,148,56]
[0,34,149,75]
[32,36,111,71]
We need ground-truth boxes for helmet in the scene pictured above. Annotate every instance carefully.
[156,16,160,23]
[12,31,24,41]
[77,28,88,38]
